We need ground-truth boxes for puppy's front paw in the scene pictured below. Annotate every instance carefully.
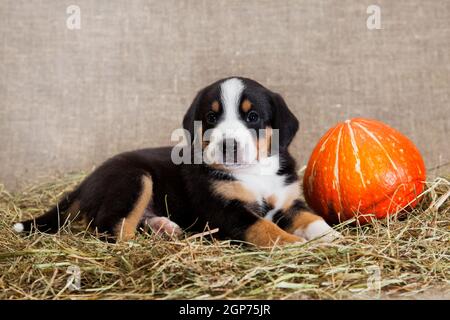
[294,219,342,243]
[314,228,343,243]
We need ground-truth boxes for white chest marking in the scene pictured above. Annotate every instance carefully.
[231,155,299,221]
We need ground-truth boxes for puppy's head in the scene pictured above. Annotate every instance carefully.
[183,77,299,168]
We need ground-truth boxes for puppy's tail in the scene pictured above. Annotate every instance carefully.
[13,187,81,234]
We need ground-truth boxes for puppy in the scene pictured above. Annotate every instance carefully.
[14,77,341,247]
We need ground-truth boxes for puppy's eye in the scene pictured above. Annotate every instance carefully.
[246,111,259,123]
[206,111,217,124]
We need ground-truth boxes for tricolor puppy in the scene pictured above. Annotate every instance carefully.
[14,77,341,247]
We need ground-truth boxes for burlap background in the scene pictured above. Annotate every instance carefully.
[1,0,449,190]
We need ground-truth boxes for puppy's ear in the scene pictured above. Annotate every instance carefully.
[270,92,299,148]
[183,89,204,144]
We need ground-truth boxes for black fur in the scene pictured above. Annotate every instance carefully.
[273,200,311,230]
[270,91,299,148]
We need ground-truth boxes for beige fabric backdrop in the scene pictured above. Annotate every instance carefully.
[1,0,449,190]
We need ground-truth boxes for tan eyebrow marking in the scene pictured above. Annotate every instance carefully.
[241,99,252,113]
[211,101,220,112]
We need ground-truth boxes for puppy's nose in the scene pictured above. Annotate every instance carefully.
[222,139,238,154]
[221,138,238,162]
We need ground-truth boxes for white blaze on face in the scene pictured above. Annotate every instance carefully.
[204,78,258,166]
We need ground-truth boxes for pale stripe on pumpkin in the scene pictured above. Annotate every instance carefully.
[346,120,367,189]
[333,126,344,215]
[354,122,399,171]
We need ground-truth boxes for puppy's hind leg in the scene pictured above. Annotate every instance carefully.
[92,173,153,242]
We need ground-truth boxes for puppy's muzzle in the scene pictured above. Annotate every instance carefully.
[219,138,239,164]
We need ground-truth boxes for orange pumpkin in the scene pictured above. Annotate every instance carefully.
[303,118,426,224]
